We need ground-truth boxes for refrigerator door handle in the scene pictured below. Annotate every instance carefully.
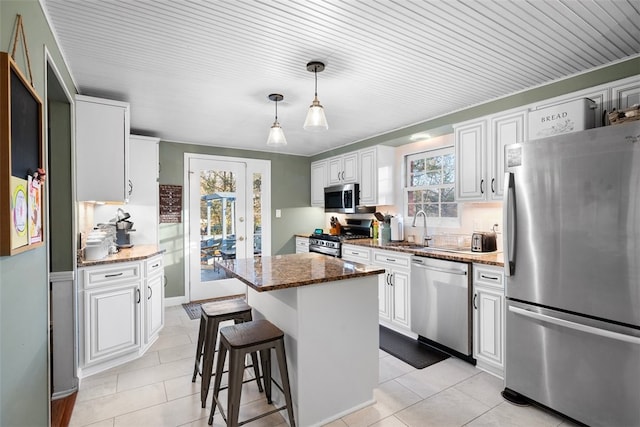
[503,172,516,276]
[509,305,640,345]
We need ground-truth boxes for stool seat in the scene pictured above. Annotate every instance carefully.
[191,298,262,408]
[210,319,296,427]
[222,319,284,348]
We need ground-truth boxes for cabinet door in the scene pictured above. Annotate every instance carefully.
[342,152,358,183]
[489,111,525,200]
[328,157,343,185]
[390,269,410,329]
[84,283,140,365]
[128,135,160,244]
[455,121,486,201]
[310,160,327,206]
[473,286,504,370]
[76,95,130,202]
[611,80,640,111]
[145,272,164,344]
[378,271,392,322]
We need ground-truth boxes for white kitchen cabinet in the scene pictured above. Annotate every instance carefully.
[372,249,411,332]
[80,262,142,369]
[358,145,395,206]
[610,79,640,111]
[143,255,164,349]
[295,236,310,253]
[455,120,486,201]
[75,95,130,202]
[341,244,371,264]
[472,264,505,378]
[79,255,165,378]
[488,110,526,199]
[127,135,160,245]
[455,109,526,202]
[327,152,358,185]
[310,160,327,207]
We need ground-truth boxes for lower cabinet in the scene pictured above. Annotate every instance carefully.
[79,255,164,377]
[372,249,412,333]
[295,236,309,253]
[472,264,505,378]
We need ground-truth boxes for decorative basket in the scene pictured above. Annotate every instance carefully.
[608,105,640,125]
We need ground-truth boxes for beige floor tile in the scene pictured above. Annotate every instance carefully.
[84,419,115,427]
[396,388,490,427]
[323,418,349,427]
[395,357,478,399]
[378,355,415,384]
[160,323,200,337]
[116,357,193,392]
[69,382,166,427]
[77,373,118,402]
[370,415,409,427]
[113,393,209,427]
[164,374,202,402]
[466,401,566,427]
[341,379,421,426]
[148,333,192,352]
[453,371,505,408]
[158,342,197,364]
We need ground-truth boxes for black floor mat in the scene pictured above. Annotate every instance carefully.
[379,325,449,369]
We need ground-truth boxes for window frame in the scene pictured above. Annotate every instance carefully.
[404,145,460,228]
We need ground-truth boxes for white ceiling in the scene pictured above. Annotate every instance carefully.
[43,0,640,156]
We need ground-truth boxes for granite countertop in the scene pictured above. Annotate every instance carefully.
[216,252,385,292]
[78,244,165,267]
[342,238,505,267]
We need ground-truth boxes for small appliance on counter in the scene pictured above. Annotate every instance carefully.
[390,216,403,241]
[84,231,109,261]
[471,231,497,252]
[112,208,135,248]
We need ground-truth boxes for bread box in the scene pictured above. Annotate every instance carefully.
[528,98,596,141]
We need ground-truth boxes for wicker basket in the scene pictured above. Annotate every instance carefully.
[608,106,640,125]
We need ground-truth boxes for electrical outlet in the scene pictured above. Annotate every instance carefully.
[275,209,281,218]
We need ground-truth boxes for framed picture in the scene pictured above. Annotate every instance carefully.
[0,52,44,255]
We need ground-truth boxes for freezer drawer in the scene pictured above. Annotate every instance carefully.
[505,300,640,427]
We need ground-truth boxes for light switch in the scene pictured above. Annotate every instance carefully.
[275,209,281,218]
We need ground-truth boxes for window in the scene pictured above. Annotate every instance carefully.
[405,146,458,223]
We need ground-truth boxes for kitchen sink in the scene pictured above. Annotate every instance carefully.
[385,242,490,256]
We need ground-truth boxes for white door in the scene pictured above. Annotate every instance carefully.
[188,156,270,301]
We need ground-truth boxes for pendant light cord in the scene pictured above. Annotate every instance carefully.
[275,98,278,121]
[314,67,318,97]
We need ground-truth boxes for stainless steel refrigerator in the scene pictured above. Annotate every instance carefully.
[502,122,640,427]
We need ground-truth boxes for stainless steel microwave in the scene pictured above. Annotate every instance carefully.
[324,183,359,214]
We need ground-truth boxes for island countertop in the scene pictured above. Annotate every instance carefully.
[216,252,385,292]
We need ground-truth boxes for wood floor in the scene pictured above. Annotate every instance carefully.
[51,392,77,427]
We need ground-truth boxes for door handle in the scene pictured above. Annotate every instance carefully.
[136,288,141,304]
[237,236,245,241]
[473,293,478,309]
[480,179,485,194]
[503,172,516,276]
[128,179,133,196]
[148,286,152,300]
[491,178,495,193]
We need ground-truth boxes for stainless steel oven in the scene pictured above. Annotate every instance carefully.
[309,235,341,257]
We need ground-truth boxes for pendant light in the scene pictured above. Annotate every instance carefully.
[303,61,329,131]
[266,93,287,146]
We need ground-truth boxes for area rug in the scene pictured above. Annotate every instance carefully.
[379,325,449,369]
[181,295,245,320]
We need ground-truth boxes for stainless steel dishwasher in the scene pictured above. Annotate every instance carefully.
[411,256,471,356]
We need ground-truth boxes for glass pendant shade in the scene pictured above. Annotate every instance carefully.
[303,96,328,131]
[267,121,287,146]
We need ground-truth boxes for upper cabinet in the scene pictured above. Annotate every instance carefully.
[455,109,527,202]
[75,95,130,202]
[311,145,395,208]
[127,135,160,245]
[359,145,395,206]
[327,152,358,185]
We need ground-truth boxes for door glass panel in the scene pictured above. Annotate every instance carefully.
[252,172,262,256]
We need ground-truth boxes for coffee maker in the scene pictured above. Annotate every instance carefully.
[115,209,135,248]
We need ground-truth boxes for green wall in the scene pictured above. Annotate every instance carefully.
[311,56,640,161]
[0,1,75,425]
[158,142,324,298]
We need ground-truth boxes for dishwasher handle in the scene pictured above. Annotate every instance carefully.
[412,260,467,276]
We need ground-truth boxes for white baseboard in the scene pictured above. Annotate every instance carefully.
[164,295,188,307]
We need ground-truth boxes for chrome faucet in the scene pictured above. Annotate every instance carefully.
[412,209,432,247]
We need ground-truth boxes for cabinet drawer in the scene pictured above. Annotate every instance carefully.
[473,265,504,289]
[342,245,371,264]
[82,262,142,288]
[145,255,164,277]
[373,250,411,269]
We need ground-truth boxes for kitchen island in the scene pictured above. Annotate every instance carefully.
[216,252,385,427]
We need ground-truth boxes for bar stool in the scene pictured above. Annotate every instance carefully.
[191,298,263,408]
[209,319,296,427]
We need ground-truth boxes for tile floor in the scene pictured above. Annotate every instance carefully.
[69,305,579,427]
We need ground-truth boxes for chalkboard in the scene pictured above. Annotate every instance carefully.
[11,68,40,179]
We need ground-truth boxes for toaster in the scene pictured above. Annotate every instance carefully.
[471,232,497,252]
